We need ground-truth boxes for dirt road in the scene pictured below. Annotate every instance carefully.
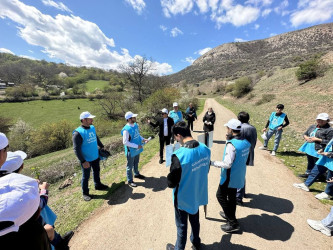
[70,98,332,250]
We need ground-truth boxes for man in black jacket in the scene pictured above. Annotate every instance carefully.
[148,108,174,164]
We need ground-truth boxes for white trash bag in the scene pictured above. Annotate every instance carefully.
[261,132,267,140]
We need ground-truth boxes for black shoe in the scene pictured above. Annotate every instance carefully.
[236,200,244,206]
[134,174,145,180]
[166,243,175,250]
[298,173,310,178]
[82,194,92,201]
[219,211,228,220]
[191,243,201,250]
[95,183,109,190]
[221,222,240,233]
[54,231,74,250]
[159,159,163,164]
[128,181,137,187]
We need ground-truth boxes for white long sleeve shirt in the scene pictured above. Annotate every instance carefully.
[211,143,236,169]
[122,123,144,149]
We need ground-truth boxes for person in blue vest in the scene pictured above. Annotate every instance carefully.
[166,121,210,250]
[121,111,147,188]
[169,102,183,124]
[185,103,197,131]
[297,113,333,178]
[73,111,108,201]
[211,118,251,233]
[259,104,289,156]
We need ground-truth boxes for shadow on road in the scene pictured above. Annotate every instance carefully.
[136,176,168,192]
[107,182,145,205]
[244,193,294,214]
[239,213,294,241]
[201,234,255,250]
[213,140,226,145]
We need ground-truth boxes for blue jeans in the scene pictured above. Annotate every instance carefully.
[126,152,140,182]
[322,206,333,231]
[81,158,101,195]
[305,165,333,195]
[264,128,283,151]
[174,205,200,250]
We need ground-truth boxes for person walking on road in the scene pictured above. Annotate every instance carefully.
[148,108,174,164]
[121,111,148,187]
[166,121,211,250]
[259,104,289,156]
[73,111,109,201]
[202,107,215,146]
[211,119,251,233]
[236,111,257,206]
[185,103,197,131]
[169,102,183,124]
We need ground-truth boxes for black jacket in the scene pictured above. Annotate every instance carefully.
[203,111,216,132]
[304,123,333,150]
[149,117,174,138]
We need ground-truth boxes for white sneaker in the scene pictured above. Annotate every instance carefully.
[293,183,310,192]
[315,192,330,200]
[307,219,332,236]
[259,146,268,150]
[271,151,276,156]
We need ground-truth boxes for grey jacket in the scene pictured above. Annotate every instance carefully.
[240,123,257,166]
[304,124,333,151]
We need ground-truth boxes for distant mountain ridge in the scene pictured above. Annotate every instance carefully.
[166,22,333,84]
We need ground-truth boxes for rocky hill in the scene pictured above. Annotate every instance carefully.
[166,22,333,84]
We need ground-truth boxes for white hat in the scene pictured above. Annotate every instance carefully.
[161,108,168,114]
[125,111,138,120]
[0,173,39,236]
[0,133,8,150]
[80,111,96,120]
[316,113,330,121]
[173,102,178,107]
[2,151,27,173]
[224,118,242,130]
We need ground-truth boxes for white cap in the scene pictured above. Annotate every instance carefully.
[80,111,96,120]
[1,151,27,173]
[224,118,242,130]
[125,111,138,120]
[0,173,39,236]
[316,113,330,121]
[173,102,178,107]
[0,133,8,150]
[161,108,168,114]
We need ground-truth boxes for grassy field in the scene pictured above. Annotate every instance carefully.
[0,98,101,127]
[86,80,109,93]
[215,66,333,205]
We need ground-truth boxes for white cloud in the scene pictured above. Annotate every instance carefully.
[161,0,194,18]
[290,0,333,27]
[170,27,183,37]
[42,0,72,13]
[196,47,212,55]
[234,38,247,42]
[19,54,38,60]
[160,25,168,31]
[0,48,15,54]
[274,0,289,14]
[0,0,172,75]
[254,23,260,29]
[151,61,173,75]
[196,0,209,13]
[269,33,277,37]
[262,8,271,17]
[185,57,195,64]
[124,0,146,14]
[245,0,273,6]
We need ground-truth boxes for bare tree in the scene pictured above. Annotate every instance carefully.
[97,92,133,120]
[119,56,154,104]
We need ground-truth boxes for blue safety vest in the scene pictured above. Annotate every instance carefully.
[220,139,251,188]
[269,112,286,130]
[121,123,143,157]
[173,142,211,214]
[74,125,99,162]
[316,138,333,171]
[298,128,320,158]
[169,110,183,124]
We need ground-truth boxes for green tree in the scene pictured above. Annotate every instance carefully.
[296,58,323,81]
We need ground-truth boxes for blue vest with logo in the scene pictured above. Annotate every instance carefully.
[121,123,143,157]
[220,139,251,188]
[74,125,99,162]
[173,143,211,214]
[316,138,333,171]
[269,112,286,130]
[298,128,320,158]
[169,110,183,124]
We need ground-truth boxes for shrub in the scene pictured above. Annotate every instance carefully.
[295,58,326,81]
[9,119,34,153]
[255,94,276,105]
[0,116,13,134]
[231,77,252,98]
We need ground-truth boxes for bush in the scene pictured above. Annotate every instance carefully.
[0,116,13,133]
[231,77,252,98]
[9,119,34,153]
[255,94,276,105]
[296,58,326,81]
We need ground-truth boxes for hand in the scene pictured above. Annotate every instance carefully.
[326,177,333,183]
[82,161,90,169]
[39,182,49,190]
[277,126,283,130]
[310,137,321,143]
[144,139,149,144]
[138,145,143,149]
[147,119,151,124]
[262,128,267,132]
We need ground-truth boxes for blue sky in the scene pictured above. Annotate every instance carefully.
[0,0,332,75]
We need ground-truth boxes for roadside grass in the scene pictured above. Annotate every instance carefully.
[196,98,205,115]
[86,80,109,93]
[215,67,333,206]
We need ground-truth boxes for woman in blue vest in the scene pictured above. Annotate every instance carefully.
[259,104,289,156]
[211,118,251,233]
[121,111,147,187]
[169,102,183,124]
[166,121,210,250]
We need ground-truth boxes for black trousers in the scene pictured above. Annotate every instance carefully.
[216,182,238,226]
[187,119,194,131]
[159,135,171,160]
